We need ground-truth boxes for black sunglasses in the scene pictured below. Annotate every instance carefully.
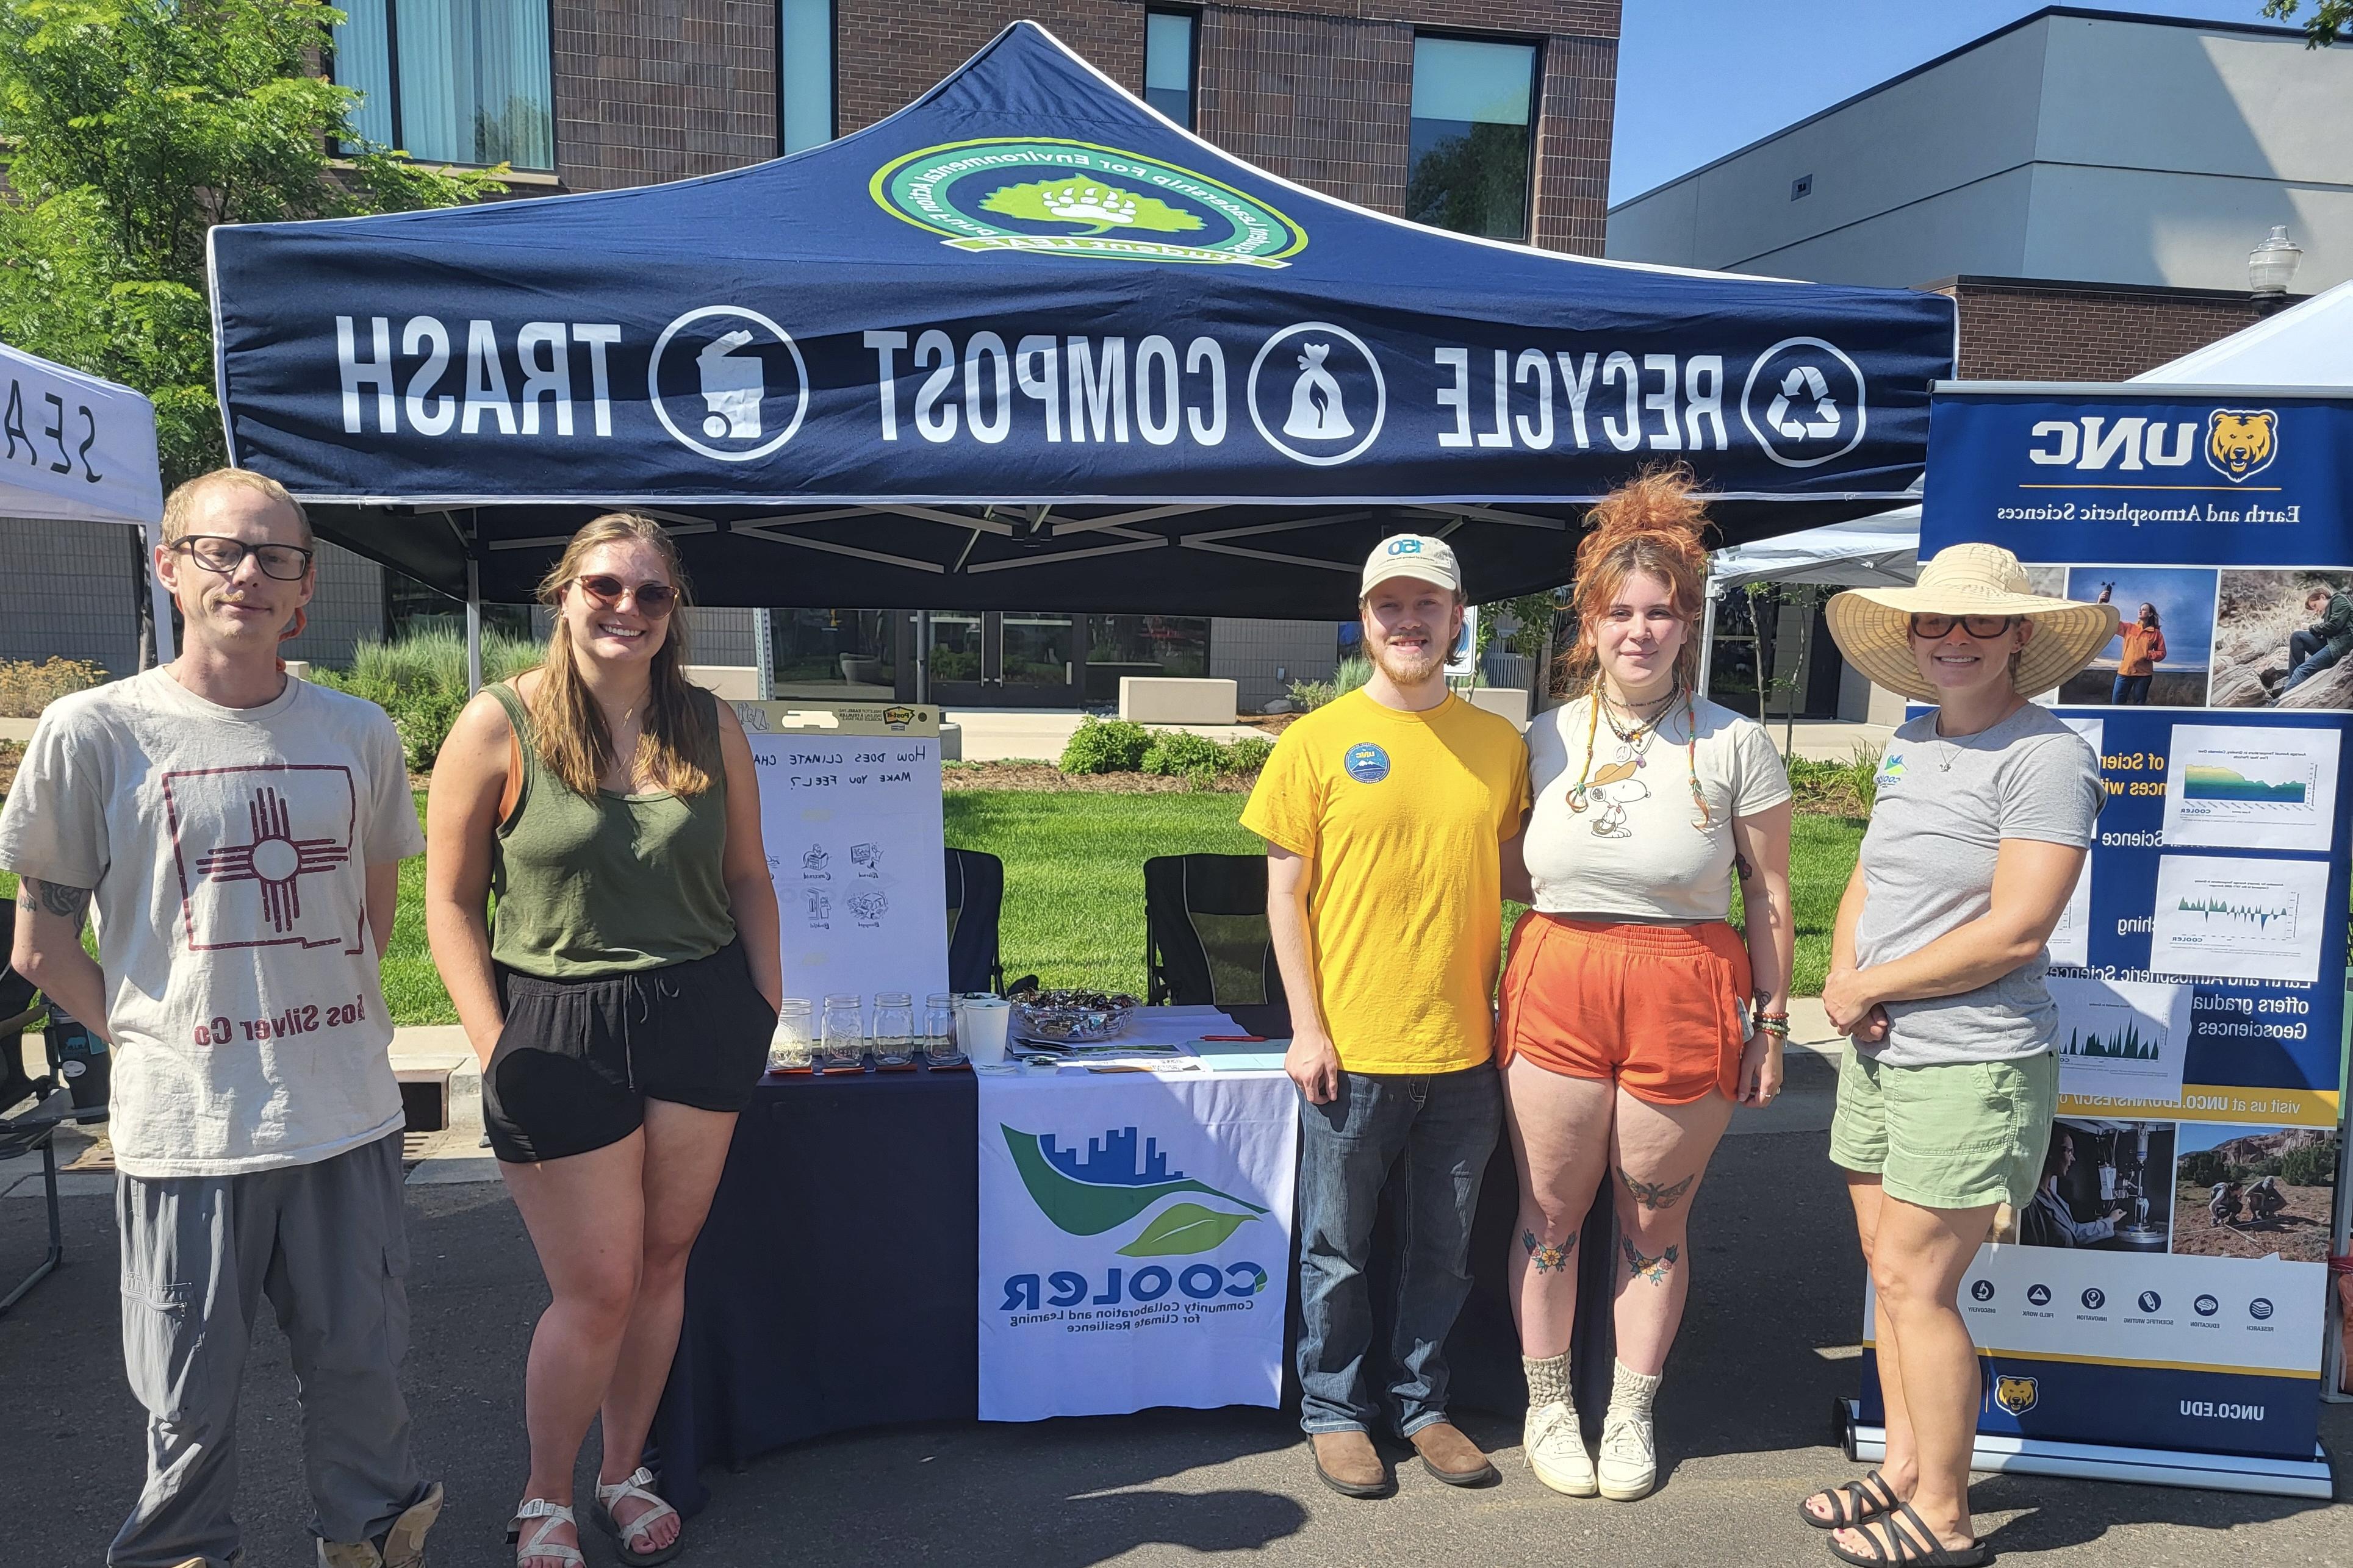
[1909,613,2019,640]
[574,574,679,617]
[172,535,314,581]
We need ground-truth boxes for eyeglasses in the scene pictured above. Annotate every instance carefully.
[1909,613,2018,640]
[171,535,314,581]
[573,574,678,617]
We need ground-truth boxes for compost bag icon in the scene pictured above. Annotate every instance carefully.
[1003,1125,1267,1256]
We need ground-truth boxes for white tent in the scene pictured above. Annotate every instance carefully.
[1711,277,2353,589]
[0,342,172,660]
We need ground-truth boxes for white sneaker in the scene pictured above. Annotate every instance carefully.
[1524,1400,1598,1497]
[1597,1408,1656,1500]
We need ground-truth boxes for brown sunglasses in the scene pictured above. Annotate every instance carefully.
[573,574,678,616]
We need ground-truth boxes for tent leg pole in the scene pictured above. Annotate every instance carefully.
[466,560,483,696]
[752,607,774,700]
[916,610,931,705]
[1695,578,1717,701]
[144,517,175,666]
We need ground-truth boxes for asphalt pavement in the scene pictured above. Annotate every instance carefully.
[4,1127,2350,1567]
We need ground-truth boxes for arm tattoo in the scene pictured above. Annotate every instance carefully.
[1621,1237,1679,1286]
[18,878,92,923]
[1521,1229,1576,1274]
[1620,1170,1695,1211]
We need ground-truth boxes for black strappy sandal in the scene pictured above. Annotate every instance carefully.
[1802,1469,1901,1530]
[1827,1500,1990,1567]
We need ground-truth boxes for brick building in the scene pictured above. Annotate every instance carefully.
[226,0,1620,707]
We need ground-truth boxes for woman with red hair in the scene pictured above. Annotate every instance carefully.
[1499,468,1794,1502]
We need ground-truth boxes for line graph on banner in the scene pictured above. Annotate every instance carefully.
[2163,725,2339,851]
[2149,855,2330,984]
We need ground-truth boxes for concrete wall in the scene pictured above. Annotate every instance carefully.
[0,518,146,677]
[281,540,389,668]
[1608,13,2353,294]
[1209,617,1340,712]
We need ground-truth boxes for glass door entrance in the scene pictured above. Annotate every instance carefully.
[925,611,1082,706]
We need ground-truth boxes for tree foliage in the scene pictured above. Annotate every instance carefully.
[2263,0,2351,46]
[0,0,507,483]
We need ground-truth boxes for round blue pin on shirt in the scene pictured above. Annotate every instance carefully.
[1343,742,1391,783]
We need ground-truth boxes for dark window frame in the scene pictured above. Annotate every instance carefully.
[776,0,841,154]
[1143,5,1202,131]
[328,0,561,173]
[1406,28,1545,245]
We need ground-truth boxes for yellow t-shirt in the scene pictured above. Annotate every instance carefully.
[1240,689,1531,1074]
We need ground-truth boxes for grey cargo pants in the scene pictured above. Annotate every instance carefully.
[110,1131,428,1568]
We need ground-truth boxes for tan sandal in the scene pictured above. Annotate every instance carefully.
[506,1498,583,1568]
[593,1466,682,1566]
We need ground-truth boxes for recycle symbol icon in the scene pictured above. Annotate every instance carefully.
[1766,363,1841,440]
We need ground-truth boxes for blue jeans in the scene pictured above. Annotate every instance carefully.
[2110,673,2152,704]
[1295,1065,1502,1437]
[2287,629,2345,691]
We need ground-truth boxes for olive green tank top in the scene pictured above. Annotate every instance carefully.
[488,682,737,978]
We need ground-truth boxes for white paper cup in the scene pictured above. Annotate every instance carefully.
[958,994,1012,1065]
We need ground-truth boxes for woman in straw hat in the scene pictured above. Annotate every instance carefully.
[1799,543,2110,1566]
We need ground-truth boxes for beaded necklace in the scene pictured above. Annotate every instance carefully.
[1565,675,1711,830]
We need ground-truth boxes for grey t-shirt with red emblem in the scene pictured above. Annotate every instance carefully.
[0,669,422,1176]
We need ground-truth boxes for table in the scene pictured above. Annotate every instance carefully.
[648,1020,1616,1514]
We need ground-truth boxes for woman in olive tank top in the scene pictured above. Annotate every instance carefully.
[426,514,780,1568]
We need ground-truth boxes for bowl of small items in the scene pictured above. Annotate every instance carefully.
[1010,986,1140,1045]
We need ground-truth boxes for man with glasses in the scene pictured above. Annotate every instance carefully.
[1,470,440,1568]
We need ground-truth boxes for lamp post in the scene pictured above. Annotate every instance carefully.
[2249,224,2304,316]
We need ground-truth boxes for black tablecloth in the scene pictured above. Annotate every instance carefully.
[650,1067,1615,1514]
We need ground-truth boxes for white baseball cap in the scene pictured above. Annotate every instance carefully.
[1360,534,1462,599]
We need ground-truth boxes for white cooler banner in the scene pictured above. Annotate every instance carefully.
[977,1069,1297,1422]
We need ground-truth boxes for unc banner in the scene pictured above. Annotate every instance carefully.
[976,1068,1296,1422]
[1865,385,2353,1481]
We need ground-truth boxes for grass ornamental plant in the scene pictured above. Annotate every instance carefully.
[0,656,107,717]
[309,628,540,771]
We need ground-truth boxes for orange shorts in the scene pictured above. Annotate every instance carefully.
[1496,915,1754,1104]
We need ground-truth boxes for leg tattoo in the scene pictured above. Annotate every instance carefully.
[1522,1228,1576,1274]
[1619,1170,1695,1211]
[1620,1237,1679,1286]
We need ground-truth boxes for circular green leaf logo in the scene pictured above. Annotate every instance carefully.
[871,138,1306,268]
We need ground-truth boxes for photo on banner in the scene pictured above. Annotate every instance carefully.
[2173,1122,2341,1264]
[2211,568,2353,709]
[2059,566,2216,708]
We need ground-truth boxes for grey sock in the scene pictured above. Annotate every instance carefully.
[1608,1359,1661,1419]
[1523,1352,1572,1410]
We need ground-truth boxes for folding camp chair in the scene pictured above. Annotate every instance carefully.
[0,899,62,1317]
[1143,854,1288,1011]
[944,847,1008,995]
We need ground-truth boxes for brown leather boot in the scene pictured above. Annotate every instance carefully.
[1410,1420,1499,1486]
[1310,1430,1394,1498]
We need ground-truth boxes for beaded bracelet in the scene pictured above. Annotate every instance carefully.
[1753,1011,1791,1039]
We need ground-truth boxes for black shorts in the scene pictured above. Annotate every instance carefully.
[483,938,777,1163]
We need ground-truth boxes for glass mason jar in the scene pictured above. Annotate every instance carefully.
[767,997,814,1073]
[922,992,962,1065]
[820,993,866,1072]
[871,990,915,1067]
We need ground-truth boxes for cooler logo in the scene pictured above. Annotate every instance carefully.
[1992,1375,2039,1416]
[1343,743,1391,784]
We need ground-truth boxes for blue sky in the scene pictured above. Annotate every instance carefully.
[1611,2,2288,206]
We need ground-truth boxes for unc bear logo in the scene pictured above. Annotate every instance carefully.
[1992,1375,2039,1416]
[2204,408,2278,482]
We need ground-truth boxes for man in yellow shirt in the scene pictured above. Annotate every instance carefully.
[1241,534,1531,1500]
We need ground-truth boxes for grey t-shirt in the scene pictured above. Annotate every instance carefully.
[1853,704,2102,1066]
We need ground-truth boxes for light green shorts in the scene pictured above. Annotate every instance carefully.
[1828,1049,2057,1212]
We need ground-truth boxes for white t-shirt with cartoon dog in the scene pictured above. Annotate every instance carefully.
[0,670,422,1177]
[1523,692,1791,923]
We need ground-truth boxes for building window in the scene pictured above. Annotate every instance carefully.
[1143,10,1198,129]
[1406,35,1538,242]
[780,0,836,154]
[333,0,555,171]
[1085,614,1209,702]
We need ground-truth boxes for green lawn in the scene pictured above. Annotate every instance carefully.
[22,792,1867,1026]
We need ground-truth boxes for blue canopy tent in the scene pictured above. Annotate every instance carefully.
[209,21,1955,622]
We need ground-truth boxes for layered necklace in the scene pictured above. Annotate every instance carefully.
[1567,674,1712,829]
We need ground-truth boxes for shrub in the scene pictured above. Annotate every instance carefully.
[309,627,544,771]
[1224,734,1275,775]
[2180,1151,2227,1189]
[1059,715,1152,774]
[1286,676,1335,711]
[1287,655,1374,712]
[1140,730,1229,785]
[0,656,106,717]
[2282,1145,2336,1187]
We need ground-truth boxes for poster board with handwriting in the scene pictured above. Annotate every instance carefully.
[733,701,949,1009]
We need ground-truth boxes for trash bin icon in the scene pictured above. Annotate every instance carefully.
[696,329,764,440]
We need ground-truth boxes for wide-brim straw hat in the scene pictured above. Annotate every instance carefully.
[1825,543,2120,704]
